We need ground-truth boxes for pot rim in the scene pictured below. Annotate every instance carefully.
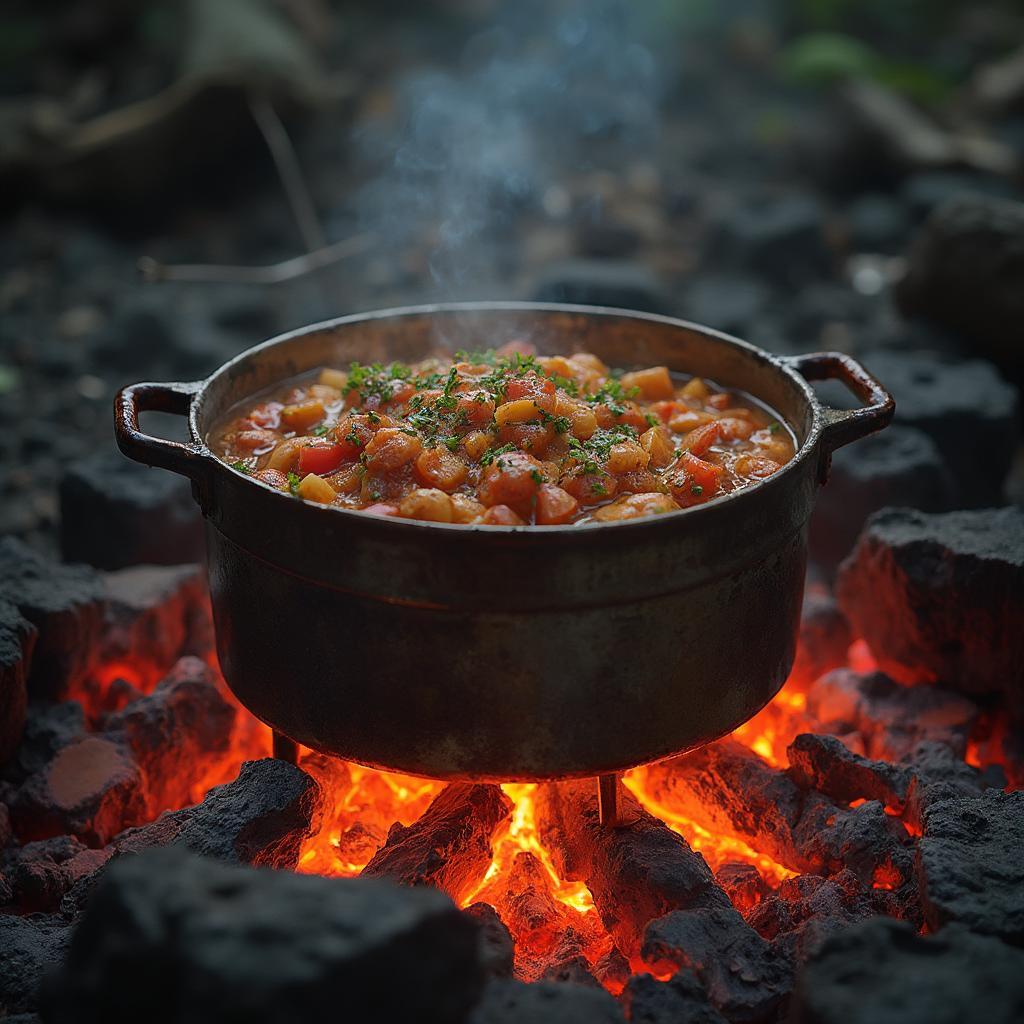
[123,301,892,539]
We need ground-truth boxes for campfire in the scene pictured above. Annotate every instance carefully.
[3,501,1021,1021]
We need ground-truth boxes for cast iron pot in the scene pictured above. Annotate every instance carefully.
[115,303,892,782]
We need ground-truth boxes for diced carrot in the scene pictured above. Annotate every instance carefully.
[535,484,579,525]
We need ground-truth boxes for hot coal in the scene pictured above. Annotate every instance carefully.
[361,783,512,904]
[791,916,1024,1024]
[534,779,730,960]
[102,656,235,814]
[469,978,626,1024]
[1,835,109,912]
[592,944,631,994]
[916,789,1024,944]
[902,741,1003,828]
[806,668,978,760]
[9,734,145,846]
[854,351,1019,506]
[59,449,204,570]
[642,906,793,1023]
[464,902,515,979]
[0,538,105,701]
[0,913,69,1018]
[43,846,484,1024]
[623,969,728,1024]
[0,596,34,763]
[896,194,1024,383]
[491,850,564,951]
[836,507,1024,704]
[537,927,602,988]
[715,862,770,915]
[809,426,955,573]
[788,588,851,690]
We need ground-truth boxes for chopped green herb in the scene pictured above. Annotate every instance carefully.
[691,484,704,496]
[479,443,517,467]
[230,460,252,474]
[644,413,659,428]
[442,436,460,452]
[311,423,331,436]
[287,471,302,495]
[529,469,544,485]
[768,421,782,434]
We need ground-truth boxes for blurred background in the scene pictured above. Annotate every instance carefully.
[1,0,1022,563]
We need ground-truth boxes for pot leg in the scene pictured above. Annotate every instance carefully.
[272,730,299,765]
[597,773,624,827]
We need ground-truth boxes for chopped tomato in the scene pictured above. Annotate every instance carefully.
[478,450,545,511]
[455,390,496,427]
[504,373,556,412]
[682,451,724,493]
[561,470,618,506]
[683,421,721,456]
[535,484,579,525]
[298,441,345,476]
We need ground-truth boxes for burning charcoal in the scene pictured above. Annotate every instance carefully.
[748,871,876,961]
[896,195,1024,383]
[0,539,106,700]
[0,597,34,764]
[916,790,1024,943]
[0,871,11,905]
[1,701,85,788]
[787,733,914,811]
[361,783,512,904]
[0,913,70,1017]
[9,735,146,846]
[837,507,1024,704]
[642,907,792,1023]
[44,846,483,1024]
[99,564,211,677]
[787,588,851,689]
[59,449,204,570]
[792,916,1024,1024]
[715,862,770,915]
[852,351,1020,505]
[810,426,956,573]
[0,800,11,845]
[469,979,626,1024]
[103,656,235,814]
[903,741,1003,827]
[622,969,728,1024]
[806,668,977,760]
[592,944,631,994]
[538,929,601,989]
[464,902,515,978]
[534,779,730,960]
[495,850,564,949]
[1,835,110,912]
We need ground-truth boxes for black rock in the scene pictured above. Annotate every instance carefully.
[855,351,1020,504]
[2,701,86,789]
[43,847,483,1024]
[917,790,1024,944]
[622,969,728,1024]
[1,835,110,912]
[810,426,956,573]
[896,195,1024,381]
[464,901,515,979]
[642,907,792,1023]
[469,978,625,1024]
[0,539,106,701]
[530,260,672,315]
[0,914,69,1016]
[792,916,1024,1024]
[0,596,35,764]
[836,507,1024,704]
[59,449,203,570]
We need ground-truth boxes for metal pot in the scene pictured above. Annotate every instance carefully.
[115,303,892,785]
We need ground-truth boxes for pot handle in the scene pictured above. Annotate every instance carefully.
[114,381,213,482]
[785,351,895,456]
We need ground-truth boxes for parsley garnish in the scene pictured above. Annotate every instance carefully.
[691,484,703,495]
[311,424,331,436]
[644,413,659,428]
[529,469,544,485]
[230,460,252,474]
[442,436,460,452]
[479,443,516,467]
[287,471,302,495]
[768,422,781,434]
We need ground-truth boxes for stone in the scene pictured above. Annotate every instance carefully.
[0,597,35,764]
[810,427,956,573]
[916,789,1024,943]
[853,352,1020,504]
[792,916,1024,1024]
[464,902,515,978]
[0,539,106,700]
[530,259,672,315]
[836,507,1024,703]
[1,834,110,912]
[43,847,483,1024]
[469,979,625,1024]
[59,449,203,570]
[1,701,85,789]
[642,907,792,1023]
[896,195,1024,382]
[622,969,728,1024]
[9,735,146,846]
[103,656,235,815]
[0,914,69,1016]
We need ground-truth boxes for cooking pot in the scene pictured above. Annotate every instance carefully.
[115,303,892,787]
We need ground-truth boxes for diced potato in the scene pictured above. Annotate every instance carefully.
[266,437,314,472]
[415,448,468,492]
[717,417,756,441]
[450,493,486,523]
[363,428,423,471]
[639,426,675,468]
[318,368,348,390]
[606,442,650,475]
[538,356,576,380]
[570,406,598,440]
[297,473,336,504]
[479,504,525,525]
[621,366,674,401]
[281,399,325,432]
[591,492,680,521]
[308,383,342,403]
[680,377,710,401]
[668,409,716,434]
[462,430,493,461]
[495,399,543,427]
[398,488,454,523]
